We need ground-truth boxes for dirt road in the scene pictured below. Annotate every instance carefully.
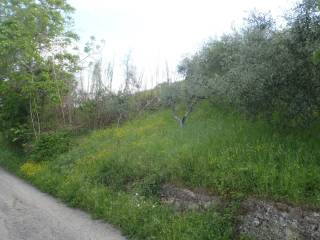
[0,168,126,240]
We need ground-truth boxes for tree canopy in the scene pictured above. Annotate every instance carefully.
[173,0,320,128]
[0,0,79,143]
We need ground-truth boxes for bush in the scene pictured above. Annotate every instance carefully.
[178,1,320,128]
[31,131,72,162]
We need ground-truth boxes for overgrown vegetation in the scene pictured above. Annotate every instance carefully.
[0,0,79,144]
[171,0,320,128]
[1,102,319,239]
[1,0,320,239]
[30,130,72,162]
[1,0,319,146]
[0,0,159,147]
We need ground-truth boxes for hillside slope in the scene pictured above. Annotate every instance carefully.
[1,101,320,239]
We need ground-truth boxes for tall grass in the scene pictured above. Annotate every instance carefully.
[52,101,319,205]
[0,136,24,172]
[1,101,319,239]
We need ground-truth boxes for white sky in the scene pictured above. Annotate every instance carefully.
[69,0,298,90]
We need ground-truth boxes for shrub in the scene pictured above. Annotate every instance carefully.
[30,131,72,162]
[177,1,320,128]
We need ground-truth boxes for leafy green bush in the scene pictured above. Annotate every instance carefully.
[31,131,72,162]
[177,1,320,128]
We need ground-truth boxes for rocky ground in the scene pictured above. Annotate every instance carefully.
[160,184,320,240]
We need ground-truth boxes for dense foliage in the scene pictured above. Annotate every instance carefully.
[2,0,319,150]
[0,0,79,144]
[30,130,72,162]
[176,0,320,128]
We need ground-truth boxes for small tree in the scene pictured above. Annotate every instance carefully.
[161,57,208,128]
[116,53,142,127]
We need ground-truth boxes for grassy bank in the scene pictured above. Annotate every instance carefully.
[0,137,24,172]
[1,101,319,239]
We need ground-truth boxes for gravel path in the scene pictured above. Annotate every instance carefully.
[0,168,126,240]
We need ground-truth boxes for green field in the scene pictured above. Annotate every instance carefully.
[1,101,319,239]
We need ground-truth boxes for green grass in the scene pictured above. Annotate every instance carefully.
[1,101,319,239]
[0,137,24,172]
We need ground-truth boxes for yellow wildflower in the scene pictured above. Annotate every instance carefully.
[20,161,42,177]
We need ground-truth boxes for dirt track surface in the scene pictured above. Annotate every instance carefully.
[0,168,126,240]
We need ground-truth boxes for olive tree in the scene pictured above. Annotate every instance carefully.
[160,56,209,128]
[181,2,320,128]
